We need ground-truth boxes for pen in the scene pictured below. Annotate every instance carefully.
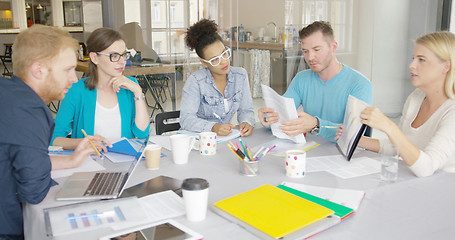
[266,145,277,153]
[81,129,102,157]
[213,112,225,124]
[239,139,249,160]
[252,146,265,160]
[228,145,255,174]
[256,147,270,161]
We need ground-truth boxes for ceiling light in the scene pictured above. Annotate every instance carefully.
[37,4,43,10]
[25,3,31,8]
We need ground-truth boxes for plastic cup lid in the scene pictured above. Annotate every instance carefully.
[182,178,209,190]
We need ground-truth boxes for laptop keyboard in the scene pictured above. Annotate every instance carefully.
[84,172,123,196]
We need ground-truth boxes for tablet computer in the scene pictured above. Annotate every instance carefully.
[98,219,203,240]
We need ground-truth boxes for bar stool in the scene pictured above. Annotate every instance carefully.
[3,43,12,62]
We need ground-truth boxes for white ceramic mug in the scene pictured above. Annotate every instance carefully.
[199,132,217,155]
[170,135,195,164]
[285,150,306,178]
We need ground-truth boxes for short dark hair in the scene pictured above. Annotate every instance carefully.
[299,21,334,41]
[86,28,124,90]
[185,19,223,59]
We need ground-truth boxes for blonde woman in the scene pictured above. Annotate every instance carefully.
[337,31,455,177]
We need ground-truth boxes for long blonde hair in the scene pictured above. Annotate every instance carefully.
[416,31,455,99]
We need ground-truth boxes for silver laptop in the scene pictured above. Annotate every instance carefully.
[56,135,149,201]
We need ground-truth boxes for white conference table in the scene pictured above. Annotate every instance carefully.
[24,126,455,239]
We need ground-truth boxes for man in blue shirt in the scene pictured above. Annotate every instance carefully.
[259,21,372,142]
[0,25,96,239]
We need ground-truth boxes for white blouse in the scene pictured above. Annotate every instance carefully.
[94,102,122,142]
[380,89,455,177]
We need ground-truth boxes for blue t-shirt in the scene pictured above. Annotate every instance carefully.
[283,65,372,142]
[0,76,53,237]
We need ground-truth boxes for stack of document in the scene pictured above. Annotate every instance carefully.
[213,183,365,239]
[213,184,339,240]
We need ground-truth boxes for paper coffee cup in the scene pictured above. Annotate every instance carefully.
[285,150,306,178]
[182,178,209,221]
[145,144,161,169]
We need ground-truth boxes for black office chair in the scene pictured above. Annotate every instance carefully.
[155,111,181,135]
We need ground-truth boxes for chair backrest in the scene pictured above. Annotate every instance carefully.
[155,111,181,135]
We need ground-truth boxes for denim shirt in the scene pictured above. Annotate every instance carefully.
[180,66,255,132]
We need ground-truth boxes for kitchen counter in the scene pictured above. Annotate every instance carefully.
[225,41,285,51]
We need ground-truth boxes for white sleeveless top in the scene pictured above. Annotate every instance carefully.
[94,102,122,142]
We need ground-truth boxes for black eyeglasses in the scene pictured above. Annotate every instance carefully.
[96,51,131,62]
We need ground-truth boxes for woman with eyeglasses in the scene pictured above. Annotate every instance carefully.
[180,19,255,136]
[52,28,149,151]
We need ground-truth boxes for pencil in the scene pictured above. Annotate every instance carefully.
[81,129,101,157]
[213,112,225,124]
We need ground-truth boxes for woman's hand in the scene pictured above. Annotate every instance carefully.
[360,107,394,133]
[239,122,254,136]
[87,134,112,153]
[109,76,142,96]
[212,123,236,136]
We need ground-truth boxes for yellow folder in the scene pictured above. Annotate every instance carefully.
[213,184,334,239]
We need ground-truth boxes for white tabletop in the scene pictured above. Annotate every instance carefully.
[23,126,455,239]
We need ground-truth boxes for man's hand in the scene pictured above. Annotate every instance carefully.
[280,111,317,136]
[211,123,236,136]
[239,122,254,136]
[258,107,279,127]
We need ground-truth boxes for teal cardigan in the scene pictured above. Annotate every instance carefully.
[51,77,150,144]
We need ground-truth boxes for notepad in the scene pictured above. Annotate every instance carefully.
[107,138,138,156]
[105,138,166,163]
[336,95,370,161]
[213,184,334,239]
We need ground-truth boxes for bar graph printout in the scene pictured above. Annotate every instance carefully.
[44,196,149,236]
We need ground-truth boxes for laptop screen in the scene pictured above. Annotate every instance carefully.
[119,134,150,195]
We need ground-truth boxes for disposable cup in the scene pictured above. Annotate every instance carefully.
[181,178,209,221]
[144,144,161,169]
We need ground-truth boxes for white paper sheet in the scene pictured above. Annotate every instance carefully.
[138,190,185,222]
[306,155,381,179]
[45,197,149,236]
[51,157,105,179]
[280,182,365,210]
[261,84,305,144]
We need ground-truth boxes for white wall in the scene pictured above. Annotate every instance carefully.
[356,0,438,116]
[359,0,411,116]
